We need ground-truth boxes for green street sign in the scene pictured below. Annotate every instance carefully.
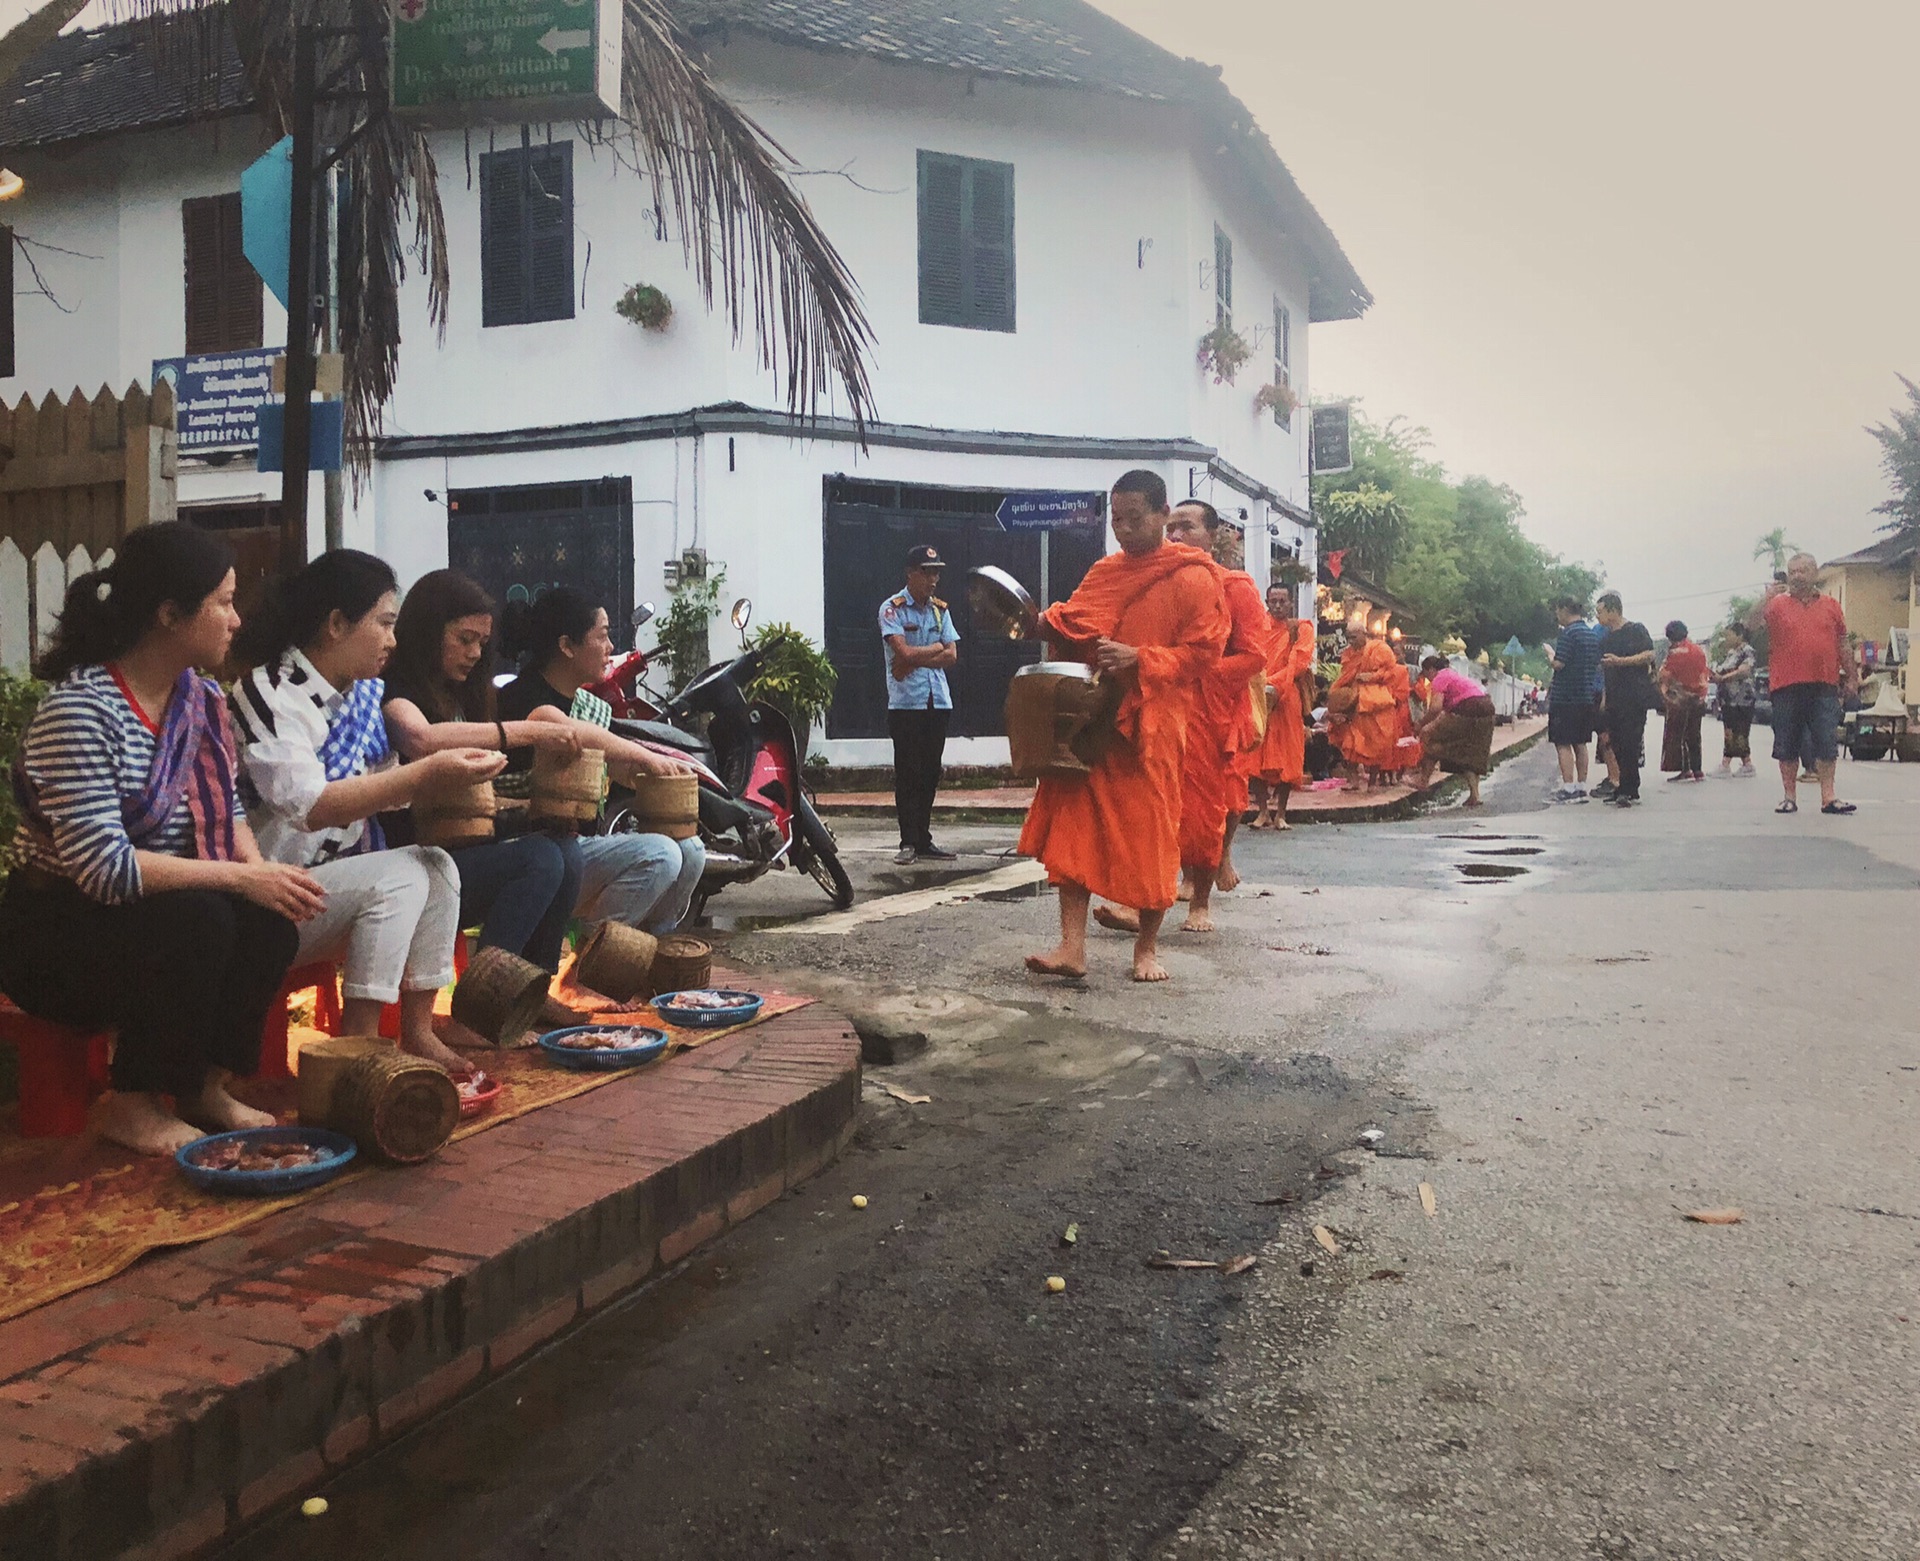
[392,0,622,128]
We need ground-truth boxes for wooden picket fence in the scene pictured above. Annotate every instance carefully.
[0,381,177,677]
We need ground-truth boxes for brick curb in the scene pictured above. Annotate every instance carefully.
[0,1007,861,1561]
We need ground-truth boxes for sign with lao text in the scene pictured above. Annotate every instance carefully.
[392,0,622,128]
[995,491,1106,532]
[1310,403,1353,475]
[152,350,278,452]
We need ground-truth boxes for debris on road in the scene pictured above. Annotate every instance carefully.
[874,1081,932,1106]
[301,1498,328,1519]
[1312,1225,1342,1254]
[1683,1208,1743,1225]
[1358,1128,1385,1147]
[851,1195,869,1210]
[1220,1254,1257,1276]
[1594,953,1652,964]
[1046,1275,1066,1293]
[1366,1269,1406,1282]
[1146,1251,1258,1274]
[1061,1222,1079,1246]
[1419,1182,1438,1218]
[1251,1192,1298,1206]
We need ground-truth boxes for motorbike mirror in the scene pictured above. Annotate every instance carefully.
[730,598,753,633]
[632,602,656,631]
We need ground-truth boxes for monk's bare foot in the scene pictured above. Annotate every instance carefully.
[1180,908,1215,933]
[1215,861,1241,893]
[1176,878,1195,903]
[182,1073,277,1133]
[1130,951,1171,982]
[1247,815,1269,831]
[403,1027,477,1074]
[1025,948,1087,978]
[1093,904,1141,934]
[90,1092,202,1156]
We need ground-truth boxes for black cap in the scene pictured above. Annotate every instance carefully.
[906,544,947,570]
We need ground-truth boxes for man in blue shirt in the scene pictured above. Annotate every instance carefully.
[880,544,961,864]
[1545,595,1601,802]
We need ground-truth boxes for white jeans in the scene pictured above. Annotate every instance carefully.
[575,833,705,933]
[293,846,461,1003]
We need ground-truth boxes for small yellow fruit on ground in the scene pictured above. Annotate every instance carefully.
[1046,1275,1066,1294]
[300,1497,329,1519]
[850,1194,868,1209]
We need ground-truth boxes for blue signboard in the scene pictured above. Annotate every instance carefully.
[995,490,1105,532]
[152,349,278,451]
[256,401,346,474]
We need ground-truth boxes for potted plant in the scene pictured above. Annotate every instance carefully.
[1196,320,1253,385]
[1253,380,1298,419]
[615,282,674,331]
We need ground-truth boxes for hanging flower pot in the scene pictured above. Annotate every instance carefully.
[1253,380,1298,419]
[615,282,674,331]
[1195,321,1253,385]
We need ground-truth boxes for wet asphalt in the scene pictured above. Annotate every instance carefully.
[232,727,1920,1560]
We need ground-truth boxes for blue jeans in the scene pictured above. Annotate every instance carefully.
[447,833,585,972]
[575,833,705,932]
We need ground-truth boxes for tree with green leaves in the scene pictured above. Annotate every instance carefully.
[1751,528,1798,575]
[1868,374,1920,539]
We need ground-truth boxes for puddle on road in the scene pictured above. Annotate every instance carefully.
[1465,846,1544,857]
[1435,833,1542,842]
[1456,862,1528,879]
[975,880,1051,903]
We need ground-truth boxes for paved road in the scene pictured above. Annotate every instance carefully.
[236,733,1920,1560]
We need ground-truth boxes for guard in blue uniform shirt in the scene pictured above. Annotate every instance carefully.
[880,544,961,864]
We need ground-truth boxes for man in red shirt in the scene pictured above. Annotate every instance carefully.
[1753,551,1855,815]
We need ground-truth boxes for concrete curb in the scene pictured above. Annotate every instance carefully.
[0,1008,862,1561]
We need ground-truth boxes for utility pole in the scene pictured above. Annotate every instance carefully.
[280,22,318,563]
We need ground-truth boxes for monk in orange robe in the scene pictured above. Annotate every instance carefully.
[1249,581,1315,829]
[1019,472,1230,982]
[1328,623,1404,789]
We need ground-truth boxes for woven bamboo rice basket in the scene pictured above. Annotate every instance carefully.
[450,945,551,1046]
[616,771,699,840]
[413,779,497,847]
[531,749,607,824]
[330,1050,459,1165]
[650,934,713,995]
[574,921,659,1003]
[296,1035,393,1127]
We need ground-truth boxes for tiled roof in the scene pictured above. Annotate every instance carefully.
[1823,535,1916,570]
[0,19,253,151]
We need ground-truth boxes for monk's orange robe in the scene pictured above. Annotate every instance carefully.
[1017,544,1229,911]
[1178,569,1270,872]
[1329,638,1405,769]
[1249,617,1316,786]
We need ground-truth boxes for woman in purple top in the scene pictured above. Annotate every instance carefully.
[1410,656,1498,806]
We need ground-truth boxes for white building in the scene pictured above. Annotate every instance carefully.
[0,0,1369,763]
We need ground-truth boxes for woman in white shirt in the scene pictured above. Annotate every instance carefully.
[229,551,505,1074]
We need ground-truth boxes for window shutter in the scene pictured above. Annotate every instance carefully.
[524,142,574,323]
[0,228,14,379]
[918,152,965,327]
[480,149,527,328]
[965,160,1014,332]
[481,141,574,328]
[182,194,260,355]
[219,195,261,351]
[1215,226,1233,324]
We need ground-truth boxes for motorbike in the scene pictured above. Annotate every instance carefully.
[585,598,854,915]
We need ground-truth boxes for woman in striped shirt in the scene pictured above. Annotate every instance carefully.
[0,524,318,1155]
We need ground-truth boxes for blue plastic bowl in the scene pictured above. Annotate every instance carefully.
[176,1127,357,1196]
[537,1024,670,1071]
[650,990,764,1029]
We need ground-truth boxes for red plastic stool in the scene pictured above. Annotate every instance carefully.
[0,997,111,1139]
[256,962,344,1080]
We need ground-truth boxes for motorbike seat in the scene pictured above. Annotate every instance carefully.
[611,718,709,754]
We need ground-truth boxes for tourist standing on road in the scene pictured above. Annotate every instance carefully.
[880,544,960,866]
[1750,552,1856,816]
[1710,622,1758,776]
[1250,582,1315,830]
[1019,470,1228,983]
[1409,655,1497,807]
[1545,596,1600,802]
[1658,621,1709,782]
[1595,592,1657,808]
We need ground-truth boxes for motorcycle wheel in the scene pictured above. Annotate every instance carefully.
[793,799,854,909]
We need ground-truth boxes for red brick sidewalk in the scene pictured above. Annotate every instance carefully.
[816,718,1546,822]
[0,1004,861,1561]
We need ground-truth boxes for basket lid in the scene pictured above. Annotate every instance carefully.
[968,566,1037,640]
[1014,661,1095,681]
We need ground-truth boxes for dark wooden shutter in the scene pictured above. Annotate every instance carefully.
[481,140,574,327]
[480,148,528,328]
[1215,226,1233,324]
[0,228,13,379]
[524,142,574,323]
[183,193,261,355]
[965,160,1014,332]
[918,152,965,326]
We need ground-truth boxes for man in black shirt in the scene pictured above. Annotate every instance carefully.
[1595,591,1657,806]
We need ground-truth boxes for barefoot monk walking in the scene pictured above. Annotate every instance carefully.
[1018,471,1229,983]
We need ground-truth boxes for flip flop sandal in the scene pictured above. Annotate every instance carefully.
[1775,800,1797,814]
[1821,800,1857,815]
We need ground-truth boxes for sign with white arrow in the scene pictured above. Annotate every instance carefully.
[392,0,620,128]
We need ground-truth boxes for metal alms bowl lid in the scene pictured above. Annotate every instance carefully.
[1015,661,1095,681]
[967,565,1036,640]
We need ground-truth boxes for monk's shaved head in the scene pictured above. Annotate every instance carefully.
[1111,475,1172,556]
[1113,468,1169,513]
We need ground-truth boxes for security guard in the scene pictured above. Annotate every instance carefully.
[880,543,961,864]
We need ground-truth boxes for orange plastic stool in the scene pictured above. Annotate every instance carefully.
[0,997,110,1138]
[256,962,344,1080]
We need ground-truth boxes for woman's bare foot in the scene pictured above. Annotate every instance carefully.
[1180,907,1215,933]
[1024,948,1087,978]
[1093,903,1141,934]
[402,1027,478,1074]
[183,1072,277,1132]
[1130,950,1171,982]
[90,1091,202,1156]
[1214,861,1241,893]
[1248,815,1270,830]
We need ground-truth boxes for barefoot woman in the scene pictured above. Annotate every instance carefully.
[0,524,316,1153]
[1018,471,1228,982]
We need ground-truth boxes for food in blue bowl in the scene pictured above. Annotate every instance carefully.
[537,1024,671,1071]
[650,989,764,1028]
[176,1127,357,1196]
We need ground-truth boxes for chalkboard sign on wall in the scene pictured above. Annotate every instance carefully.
[1310,403,1353,475]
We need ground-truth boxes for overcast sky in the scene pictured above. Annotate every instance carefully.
[1101,0,1920,628]
[9,2,1916,626]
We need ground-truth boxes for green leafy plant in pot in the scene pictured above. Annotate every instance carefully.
[616,282,674,331]
[1196,320,1253,385]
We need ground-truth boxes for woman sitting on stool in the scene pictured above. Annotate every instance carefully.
[0,524,313,1153]
[229,551,506,1074]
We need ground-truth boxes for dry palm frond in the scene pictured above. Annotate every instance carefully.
[99,0,872,481]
